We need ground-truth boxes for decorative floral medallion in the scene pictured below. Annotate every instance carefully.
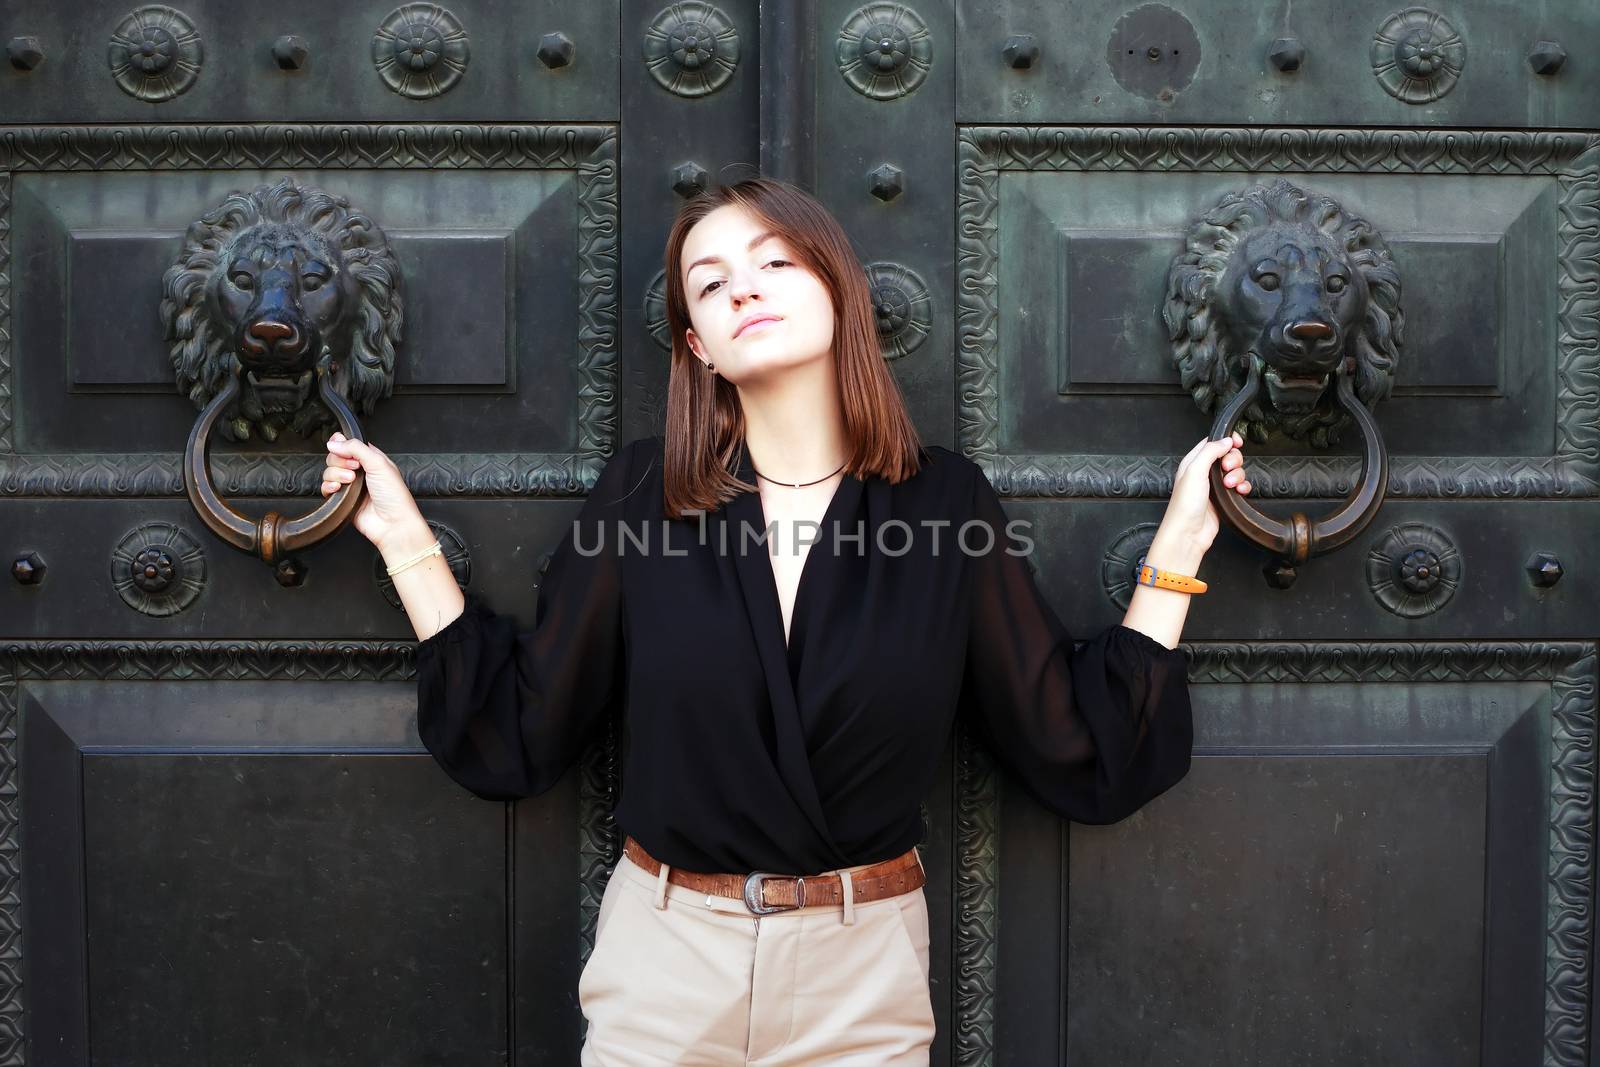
[111,522,206,616]
[107,5,203,101]
[864,261,931,359]
[643,269,672,351]
[1366,521,1461,617]
[373,3,471,99]
[1102,523,1161,610]
[836,3,932,100]
[1371,8,1465,103]
[642,2,741,98]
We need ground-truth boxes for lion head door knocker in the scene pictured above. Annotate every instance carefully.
[160,177,403,568]
[1163,177,1401,575]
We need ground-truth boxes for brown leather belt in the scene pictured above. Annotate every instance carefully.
[622,836,925,915]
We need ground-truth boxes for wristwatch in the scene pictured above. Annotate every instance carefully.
[1135,556,1208,594]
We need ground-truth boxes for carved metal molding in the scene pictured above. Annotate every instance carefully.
[1371,7,1464,104]
[0,123,620,500]
[0,451,609,498]
[578,716,622,966]
[642,2,740,98]
[835,2,932,100]
[373,4,470,99]
[864,261,931,359]
[111,521,206,616]
[954,721,999,1066]
[956,126,1600,499]
[107,5,203,102]
[0,173,10,453]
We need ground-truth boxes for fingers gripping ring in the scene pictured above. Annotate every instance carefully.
[183,362,368,564]
[1206,353,1388,565]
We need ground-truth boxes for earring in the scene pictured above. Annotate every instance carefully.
[705,361,715,372]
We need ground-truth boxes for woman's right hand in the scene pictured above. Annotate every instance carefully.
[322,432,426,551]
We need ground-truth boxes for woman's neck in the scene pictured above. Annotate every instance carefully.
[738,357,849,484]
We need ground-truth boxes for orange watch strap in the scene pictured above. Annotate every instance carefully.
[1135,562,1208,594]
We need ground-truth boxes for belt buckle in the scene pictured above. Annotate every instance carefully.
[743,871,805,915]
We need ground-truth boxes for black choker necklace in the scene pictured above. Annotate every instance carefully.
[749,457,847,488]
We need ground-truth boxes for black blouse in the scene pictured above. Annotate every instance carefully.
[414,434,1193,876]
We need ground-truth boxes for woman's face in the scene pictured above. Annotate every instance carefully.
[680,203,835,384]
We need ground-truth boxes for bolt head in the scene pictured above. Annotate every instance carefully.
[7,36,43,71]
[1268,36,1305,72]
[671,161,708,199]
[11,551,45,585]
[868,163,904,202]
[1526,551,1564,588]
[1263,558,1298,589]
[274,557,309,588]
[1529,40,1567,76]
[537,31,574,69]
[1002,34,1039,70]
[271,35,308,70]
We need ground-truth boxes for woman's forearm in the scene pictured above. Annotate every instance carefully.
[1118,529,1205,651]
[381,519,468,642]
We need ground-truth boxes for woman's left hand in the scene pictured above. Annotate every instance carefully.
[1156,432,1252,560]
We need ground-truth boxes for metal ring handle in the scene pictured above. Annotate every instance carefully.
[1207,353,1388,564]
[183,362,367,564]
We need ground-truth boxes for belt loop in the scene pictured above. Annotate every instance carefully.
[654,860,671,910]
[839,868,855,926]
[913,845,925,878]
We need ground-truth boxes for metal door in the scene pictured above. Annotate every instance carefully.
[1,1,1596,1062]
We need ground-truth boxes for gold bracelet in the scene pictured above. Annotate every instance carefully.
[385,539,442,577]
[1135,557,1208,594]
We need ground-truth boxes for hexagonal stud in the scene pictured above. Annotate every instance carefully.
[11,551,46,585]
[1525,551,1564,588]
[1262,558,1298,589]
[274,557,309,588]
[537,31,575,69]
[868,163,904,202]
[1001,33,1039,70]
[7,36,44,72]
[1528,40,1567,76]
[671,161,709,199]
[1268,36,1305,73]
[272,35,309,71]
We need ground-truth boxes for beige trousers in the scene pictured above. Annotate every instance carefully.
[578,848,936,1065]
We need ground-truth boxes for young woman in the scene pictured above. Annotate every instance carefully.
[322,177,1251,1065]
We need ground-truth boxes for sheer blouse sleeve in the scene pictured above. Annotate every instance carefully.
[413,441,638,801]
[958,462,1194,824]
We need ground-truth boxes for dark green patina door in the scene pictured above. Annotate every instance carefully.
[1,1,1596,1062]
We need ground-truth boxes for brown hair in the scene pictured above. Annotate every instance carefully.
[660,177,926,519]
